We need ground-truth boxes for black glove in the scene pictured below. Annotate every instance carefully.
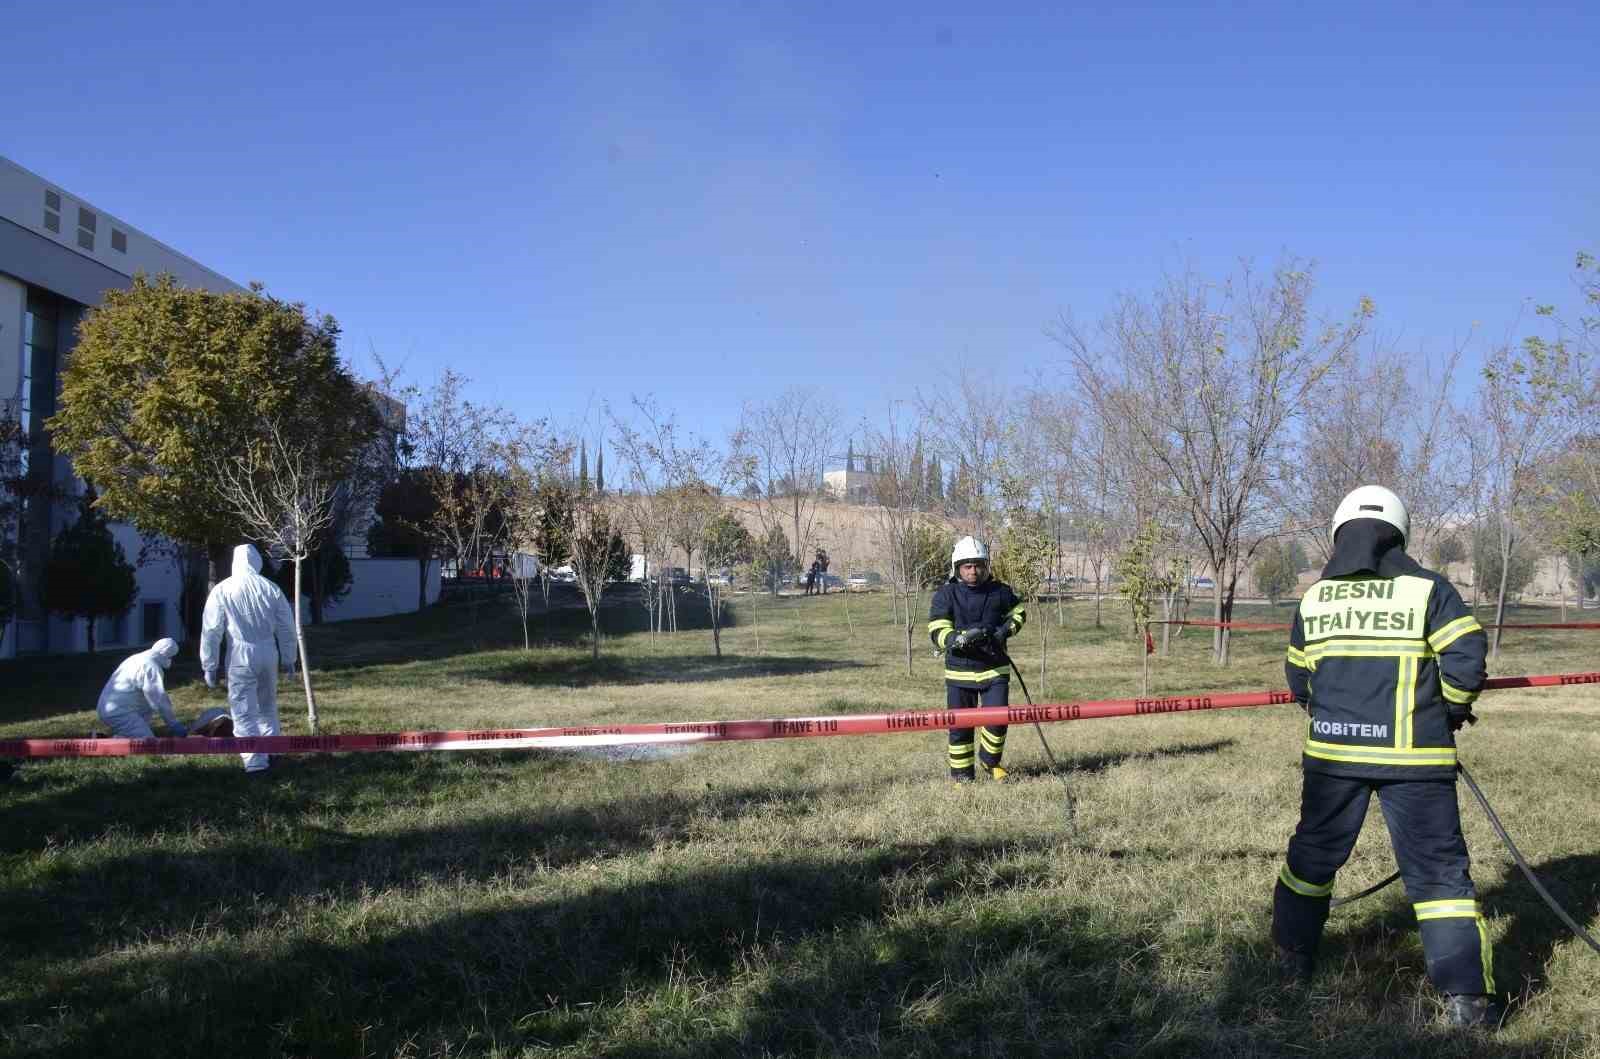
[991,623,1012,644]
[950,626,989,651]
[1447,705,1478,732]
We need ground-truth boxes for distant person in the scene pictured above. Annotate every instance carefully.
[96,638,188,738]
[805,559,820,596]
[927,536,1026,783]
[1273,486,1499,1028]
[200,544,298,774]
[818,550,831,594]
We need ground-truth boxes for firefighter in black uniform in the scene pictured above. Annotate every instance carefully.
[927,536,1027,782]
[1273,485,1501,1028]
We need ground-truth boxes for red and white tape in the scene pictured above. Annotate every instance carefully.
[1153,620,1600,632]
[3,672,1596,760]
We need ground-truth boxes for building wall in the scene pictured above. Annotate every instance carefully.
[314,559,441,622]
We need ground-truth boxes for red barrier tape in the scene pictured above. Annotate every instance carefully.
[4,672,1596,760]
[1153,620,1600,632]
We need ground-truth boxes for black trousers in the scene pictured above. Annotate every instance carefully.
[947,679,1008,777]
[1273,769,1493,996]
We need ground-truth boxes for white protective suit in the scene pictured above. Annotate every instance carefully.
[200,544,298,772]
[96,638,185,738]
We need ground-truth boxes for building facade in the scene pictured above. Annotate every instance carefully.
[0,155,246,657]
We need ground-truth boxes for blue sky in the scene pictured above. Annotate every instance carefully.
[9,1,1596,450]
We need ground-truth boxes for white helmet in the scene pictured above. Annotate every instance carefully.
[1330,485,1409,546]
[950,535,990,577]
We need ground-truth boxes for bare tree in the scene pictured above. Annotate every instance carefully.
[1060,260,1370,664]
[868,406,950,675]
[730,387,836,582]
[212,421,337,733]
[1475,339,1585,657]
[918,369,1008,541]
[503,435,573,650]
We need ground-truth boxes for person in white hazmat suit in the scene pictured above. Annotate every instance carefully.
[96,637,188,738]
[200,543,298,773]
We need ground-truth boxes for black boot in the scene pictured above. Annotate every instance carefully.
[1443,994,1505,1029]
[1274,944,1315,984]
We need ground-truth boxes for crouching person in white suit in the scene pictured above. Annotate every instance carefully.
[97,637,187,738]
[200,544,298,773]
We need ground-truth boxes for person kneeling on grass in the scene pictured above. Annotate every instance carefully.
[927,536,1026,783]
[96,638,188,738]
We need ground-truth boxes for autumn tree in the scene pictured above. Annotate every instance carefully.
[48,275,377,602]
[1059,260,1371,664]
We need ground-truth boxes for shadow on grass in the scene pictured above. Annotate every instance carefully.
[997,738,1238,781]
[473,650,869,688]
[1,829,1559,1058]
[0,754,903,968]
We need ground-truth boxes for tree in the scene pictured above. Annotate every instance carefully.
[270,536,352,618]
[1430,533,1466,570]
[730,387,836,584]
[1472,522,1539,601]
[1060,260,1370,664]
[1252,539,1299,604]
[367,468,443,611]
[1114,521,1169,692]
[41,491,138,654]
[1475,338,1584,657]
[568,481,620,661]
[0,407,22,647]
[212,420,338,733]
[47,274,378,598]
[502,437,575,650]
[753,524,793,596]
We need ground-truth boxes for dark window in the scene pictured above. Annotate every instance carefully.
[142,601,165,640]
[43,211,60,233]
[111,229,127,253]
[45,189,61,211]
[77,229,95,251]
[78,207,96,232]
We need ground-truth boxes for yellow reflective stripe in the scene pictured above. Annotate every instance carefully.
[1304,741,1456,767]
[1441,678,1480,705]
[928,619,954,650]
[945,668,1005,683]
[979,729,1006,752]
[1428,615,1483,652]
[1478,916,1496,993]
[1286,645,1308,668]
[1279,864,1335,898]
[928,619,954,632]
[1414,898,1479,921]
[1304,638,1428,659]
[948,746,974,763]
[1004,604,1027,632]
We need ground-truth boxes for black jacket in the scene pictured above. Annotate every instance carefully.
[928,578,1027,687]
[1285,520,1487,779]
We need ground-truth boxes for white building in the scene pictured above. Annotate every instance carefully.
[0,156,435,657]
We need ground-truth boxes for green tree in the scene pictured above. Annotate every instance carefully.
[41,492,138,653]
[754,524,792,595]
[47,274,378,594]
[1473,523,1539,600]
[1253,540,1299,604]
[703,511,755,572]
[1430,533,1467,569]
[367,468,444,611]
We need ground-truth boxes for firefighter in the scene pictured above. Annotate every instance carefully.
[1273,485,1501,1028]
[927,536,1027,783]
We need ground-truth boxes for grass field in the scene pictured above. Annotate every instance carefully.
[3,587,1599,1058]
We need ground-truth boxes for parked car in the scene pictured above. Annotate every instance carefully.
[847,571,884,591]
[820,573,845,591]
[1189,576,1216,591]
[707,570,736,587]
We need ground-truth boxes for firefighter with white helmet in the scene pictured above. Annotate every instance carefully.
[1273,485,1500,1027]
[926,535,1027,782]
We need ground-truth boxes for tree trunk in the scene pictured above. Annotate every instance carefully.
[1491,530,1513,660]
[206,539,231,587]
[707,585,722,657]
[1039,615,1048,699]
[590,608,601,660]
[293,557,319,734]
[904,611,913,676]
[308,556,325,625]
[417,555,430,612]
[86,617,96,654]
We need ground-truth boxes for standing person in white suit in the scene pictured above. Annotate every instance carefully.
[200,543,298,773]
[96,637,188,738]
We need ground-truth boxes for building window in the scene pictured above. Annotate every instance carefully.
[43,211,60,233]
[45,190,61,211]
[142,601,165,640]
[77,207,96,251]
[96,608,130,647]
[111,229,128,253]
[77,229,95,250]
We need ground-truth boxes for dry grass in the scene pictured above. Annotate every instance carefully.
[2,587,1598,1057]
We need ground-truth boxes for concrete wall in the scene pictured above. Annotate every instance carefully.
[316,558,441,622]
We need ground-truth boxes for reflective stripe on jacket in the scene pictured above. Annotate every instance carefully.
[1286,566,1485,779]
[928,578,1026,688]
